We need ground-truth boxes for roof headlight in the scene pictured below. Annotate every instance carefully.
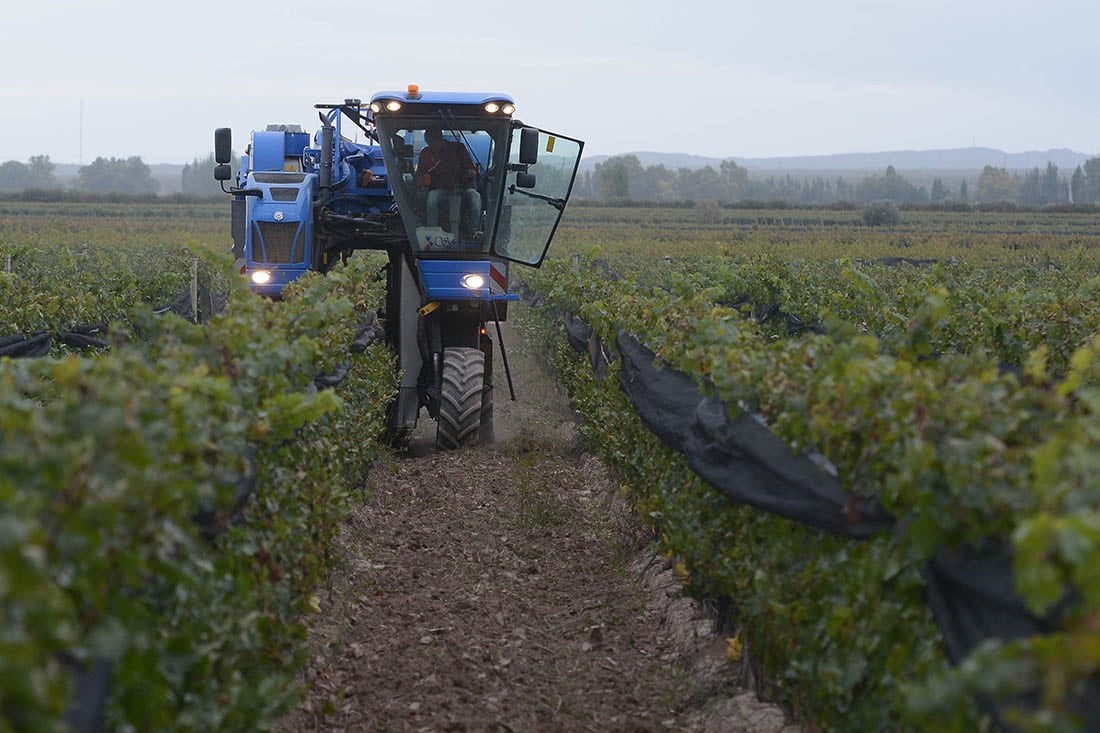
[369,102,382,114]
[461,273,485,290]
[385,100,403,112]
[484,102,501,114]
[501,103,515,115]
[251,270,272,285]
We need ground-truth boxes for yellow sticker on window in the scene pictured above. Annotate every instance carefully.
[546,136,556,153]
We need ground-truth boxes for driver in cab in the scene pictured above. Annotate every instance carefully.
[416,125,482,238]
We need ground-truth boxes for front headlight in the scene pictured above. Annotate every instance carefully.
[483,101,516,115]
[461,273,485,290]
[251,270,272,285]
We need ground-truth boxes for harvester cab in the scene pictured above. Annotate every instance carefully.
[214,86,584,449]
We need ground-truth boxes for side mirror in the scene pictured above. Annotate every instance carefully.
[519,127,539,165]
[214,164,232,181]
[214,128,233,164]
[516,172,536,189]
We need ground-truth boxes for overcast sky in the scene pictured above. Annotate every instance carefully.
[2,0,1097,165]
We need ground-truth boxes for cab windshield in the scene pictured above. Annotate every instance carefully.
[375,116,511,255]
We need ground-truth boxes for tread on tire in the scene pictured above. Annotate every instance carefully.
[436,347,485,450]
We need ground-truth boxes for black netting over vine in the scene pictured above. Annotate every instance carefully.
[615,331,895,539]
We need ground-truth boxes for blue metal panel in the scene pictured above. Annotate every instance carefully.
[284,131,309,157]
[243,174,316,267]
[252,131,289,171]
[418,260,519,301]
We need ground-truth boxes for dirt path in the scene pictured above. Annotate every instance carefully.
[277,314,798,732]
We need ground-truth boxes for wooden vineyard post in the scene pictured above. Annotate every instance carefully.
[191,259,199,323]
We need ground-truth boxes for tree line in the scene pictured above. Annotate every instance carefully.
[5,149,1099,207]
[0,153,227,196]
[577,155,1100,207]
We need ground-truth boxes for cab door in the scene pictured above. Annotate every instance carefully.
[491,127,584,268]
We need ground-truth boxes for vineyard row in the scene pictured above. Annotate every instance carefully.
[0,256,397,731]
[522,256,1100,732]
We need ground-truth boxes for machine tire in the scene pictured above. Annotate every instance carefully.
[436,347,485,450]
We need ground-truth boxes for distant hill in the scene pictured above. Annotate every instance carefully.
[581,147,1095,174]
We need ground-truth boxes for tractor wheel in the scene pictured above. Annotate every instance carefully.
[436,347,485,450]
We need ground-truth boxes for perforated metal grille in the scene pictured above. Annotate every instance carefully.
[269,187,299,201]
[253,221,301,264]
[254,172,306,184]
